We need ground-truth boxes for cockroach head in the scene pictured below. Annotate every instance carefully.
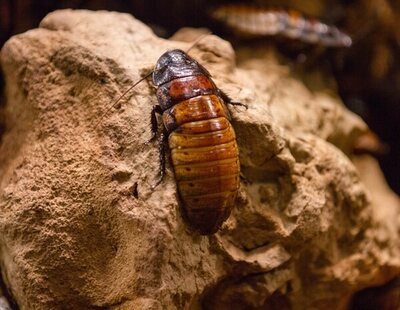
[153,49,211,86]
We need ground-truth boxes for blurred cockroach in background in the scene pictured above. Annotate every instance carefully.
[211,4,352,48]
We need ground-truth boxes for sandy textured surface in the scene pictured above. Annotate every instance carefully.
[0,9,399,309]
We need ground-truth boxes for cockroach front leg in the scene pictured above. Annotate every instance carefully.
[148,104,163,143]
[151,131,168,189]
[218,89,248,109]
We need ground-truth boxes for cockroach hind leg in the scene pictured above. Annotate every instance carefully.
[218,89,248,110]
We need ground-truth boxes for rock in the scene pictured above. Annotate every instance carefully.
[0,9,399,310]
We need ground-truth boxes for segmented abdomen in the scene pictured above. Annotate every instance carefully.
[166,95,240,234]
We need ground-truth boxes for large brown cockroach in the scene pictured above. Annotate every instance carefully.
[149,49,245,235]
[101,40,245,235]
[211,5,352,48]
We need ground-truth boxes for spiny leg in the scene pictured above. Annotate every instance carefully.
[151,131,168,189]
[148,104,163,143]
[218,89,248,109]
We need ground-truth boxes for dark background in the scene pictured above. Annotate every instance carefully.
[1,0,399,194]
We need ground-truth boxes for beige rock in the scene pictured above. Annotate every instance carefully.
[0,9,399,309]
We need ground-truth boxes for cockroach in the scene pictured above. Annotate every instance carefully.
[211,5,352,48]
[149,48,246,235]
[97,37,246,235]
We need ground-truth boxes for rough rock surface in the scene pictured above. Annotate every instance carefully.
[0,9,399,310]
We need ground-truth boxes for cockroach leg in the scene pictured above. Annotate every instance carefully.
[218,89,248,109]
[151,131,168,189]
[147,104,163,143]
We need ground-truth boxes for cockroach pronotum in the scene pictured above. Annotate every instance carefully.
[211,5,352,48]
[99,36,246,235]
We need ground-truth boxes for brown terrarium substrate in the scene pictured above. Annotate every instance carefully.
[0,9,399,310]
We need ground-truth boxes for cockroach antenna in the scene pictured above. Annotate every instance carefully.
[93,70,153,130]
[186,31,212,53]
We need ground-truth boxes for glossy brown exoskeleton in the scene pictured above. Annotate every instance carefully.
[150,49,244,235]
